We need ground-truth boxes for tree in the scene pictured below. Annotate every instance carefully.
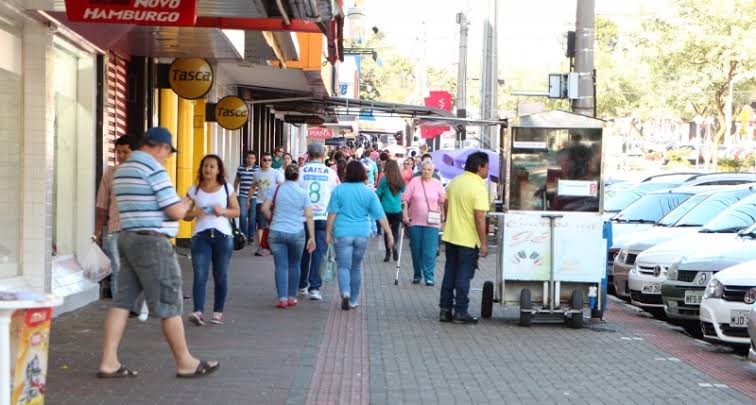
[640,0,755,166]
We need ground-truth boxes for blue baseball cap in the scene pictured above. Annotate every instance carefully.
[144,127,177,153]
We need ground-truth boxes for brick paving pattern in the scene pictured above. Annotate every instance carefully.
[44,238,756,404]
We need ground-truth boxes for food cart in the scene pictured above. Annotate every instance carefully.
[480,110,606,328]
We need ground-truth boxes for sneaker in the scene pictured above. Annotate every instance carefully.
[349,301,359,309]
[452,313,479,325]
[189,312,205,326]
[341,295,350,311]
[287,298,298,306]
[425,281,435,287]
[412,278,421,284]
[276,300,288,309]
[309,290,323,301]
[300,288,309,297]
[439,309,453,323]
[392,249,398,261]
[254,248,264,256]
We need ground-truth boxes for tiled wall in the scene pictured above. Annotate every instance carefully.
[0,56,22,279]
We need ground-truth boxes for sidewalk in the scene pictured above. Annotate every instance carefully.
[46,237,756,404]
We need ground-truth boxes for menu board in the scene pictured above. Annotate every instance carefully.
[502,211,604,283]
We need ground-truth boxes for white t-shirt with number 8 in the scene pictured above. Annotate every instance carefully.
[299,162,340,221]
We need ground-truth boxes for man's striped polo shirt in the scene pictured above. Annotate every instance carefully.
[114,150,181,237]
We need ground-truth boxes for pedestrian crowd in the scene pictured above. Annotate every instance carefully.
[94,127,491,379]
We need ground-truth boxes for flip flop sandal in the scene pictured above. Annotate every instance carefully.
[176,360,220,379]
[96,365,138,379]
[209,315,224,325]
[188,312,205,326]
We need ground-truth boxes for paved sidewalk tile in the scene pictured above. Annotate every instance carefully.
[45,237,756,404]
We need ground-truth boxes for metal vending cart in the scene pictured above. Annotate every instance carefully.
[481,110,606,328]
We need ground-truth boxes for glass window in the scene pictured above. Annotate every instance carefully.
[657,193,709,226]
[613,192,691,223]
[675,189,756,227]
[604,183,674,213]
[700,195,756,233]
[0,23,22,278]
[509,128,602,212]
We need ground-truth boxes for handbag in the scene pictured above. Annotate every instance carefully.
[259,185,281,250]
[421,180,442,225]
[319,244,336,282]
[224,183,247,251]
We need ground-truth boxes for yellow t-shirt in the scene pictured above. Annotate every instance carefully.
[442,171,490,248]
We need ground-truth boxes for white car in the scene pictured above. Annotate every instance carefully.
[613,185,756,299]
[749,302,756,363]
[699,260,756,345]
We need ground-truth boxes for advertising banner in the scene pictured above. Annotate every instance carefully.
[168,58,213,100]
[11,308,53,405]
[421,91,452,139]
[307,127,334,140]
[214,96,249,130]
[65,0,198,26]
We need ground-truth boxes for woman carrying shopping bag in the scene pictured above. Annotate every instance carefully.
[185,155,240,326]
[402,160,446,286]
[375,160,405,262]
[326,161,394,310]
[261,164,316,308]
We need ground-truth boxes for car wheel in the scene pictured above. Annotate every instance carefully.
[519,289,533,327]
[682,320,703,338]
[481,281,494,319]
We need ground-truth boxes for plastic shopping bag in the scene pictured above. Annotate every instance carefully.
[79,240,112,282]
[319,244,336,283]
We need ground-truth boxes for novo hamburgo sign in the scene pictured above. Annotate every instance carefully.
[65,0,198,26]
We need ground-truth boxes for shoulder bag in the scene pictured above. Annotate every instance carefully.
[259,185,281,250]
[421,180,442,225]
[223,183,247,251]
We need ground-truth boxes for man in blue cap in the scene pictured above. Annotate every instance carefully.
[97,127,219,379]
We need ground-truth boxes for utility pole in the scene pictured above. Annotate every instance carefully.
[456,12,469,148]
[572,0,595,117]
[479,0,498,149]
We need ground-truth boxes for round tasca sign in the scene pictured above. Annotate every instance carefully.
[168,58,213,100]
[214,96,249,130]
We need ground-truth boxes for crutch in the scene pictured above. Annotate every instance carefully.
[394,224,405,286]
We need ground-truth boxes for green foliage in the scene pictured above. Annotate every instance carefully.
[664,149,692,167]
[717,158,744,172]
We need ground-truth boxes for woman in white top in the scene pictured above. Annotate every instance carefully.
[184,155,240,326]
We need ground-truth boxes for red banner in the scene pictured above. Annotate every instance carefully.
[65,0,198,26]
[421,91,452,139]
[307,127,334,140]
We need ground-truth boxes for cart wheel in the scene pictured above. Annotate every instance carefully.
[394,279,399,286]
[519,289,533,327]
[481,281,494,319]
[568,289,584,329]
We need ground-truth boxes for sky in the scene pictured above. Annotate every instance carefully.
[355,0,670,93]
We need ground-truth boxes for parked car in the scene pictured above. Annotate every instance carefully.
[749,302,756,363]
[661,223,756,337]
[613,185,756,299]
[625,193,756,318]
[699,260,756,345]
[680,172,756,187]
[604,182,680,219]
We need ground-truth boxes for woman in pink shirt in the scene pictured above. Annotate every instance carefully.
[400,159,414,184]
[402,160,446,285]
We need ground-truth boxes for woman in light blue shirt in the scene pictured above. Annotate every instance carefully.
[326,161,393,311]
[262,164,315,308]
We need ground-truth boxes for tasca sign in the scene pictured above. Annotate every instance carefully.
[168,58,213,100]
[307,127,334,140]
[65,0,198,26]
[214,96,249,130]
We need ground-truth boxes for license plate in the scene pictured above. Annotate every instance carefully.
[730,310,750,327]
[642,284,661,294]
[684,290,704,305]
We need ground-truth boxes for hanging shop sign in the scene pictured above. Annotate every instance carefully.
[214,96,249,130]
[65,0,198,26]
[307,127,334,140]
[168,58,213,100]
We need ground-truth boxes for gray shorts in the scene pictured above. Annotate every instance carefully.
[115,231,183,319]
[255,203,269,229]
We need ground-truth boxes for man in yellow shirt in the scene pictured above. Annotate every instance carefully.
[440,152,490,324]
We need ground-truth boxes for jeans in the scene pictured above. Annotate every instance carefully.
[409,226,440,282]
[191,229,234,313]
[299,220,328,291]
[439,242,478,315]
[383,212,402,252]
[334,236,368,305]
[238,196,256,240]
[102,232,121,297]
[269,229,306,300]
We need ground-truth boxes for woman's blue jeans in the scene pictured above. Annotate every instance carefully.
[269,229,305,300]
[238,196,256,240]
[334,236,368,305]
[409,226,440,282]
[191,229,234,313]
